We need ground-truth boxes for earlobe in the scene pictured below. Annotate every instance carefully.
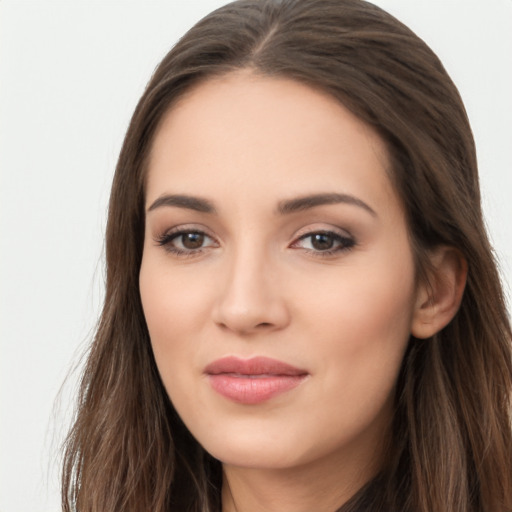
[411,246,468,339]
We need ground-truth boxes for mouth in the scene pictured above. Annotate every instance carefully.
[204,356,308,404]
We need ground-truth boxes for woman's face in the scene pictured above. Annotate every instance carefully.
[140,72,419,474]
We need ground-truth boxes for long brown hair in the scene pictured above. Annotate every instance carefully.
[62,1,512,510]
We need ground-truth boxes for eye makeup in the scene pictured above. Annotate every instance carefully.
[154,225,356,259]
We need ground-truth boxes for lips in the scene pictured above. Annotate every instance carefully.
[204,356,308,404]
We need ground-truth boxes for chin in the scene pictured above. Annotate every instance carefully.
[191,421,305,469]
[207,442,303,470]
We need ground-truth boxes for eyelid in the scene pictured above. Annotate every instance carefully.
[153,224,220,256]
[152,223,355,257]
[291,223,353,241]
[155,223,217,240]
[289,225,356,255]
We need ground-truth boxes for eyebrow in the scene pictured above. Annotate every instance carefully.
[147,192,376,217]
[277,193,377,217]
[147,194,216,214]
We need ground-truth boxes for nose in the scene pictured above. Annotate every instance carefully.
[212,248,290,335]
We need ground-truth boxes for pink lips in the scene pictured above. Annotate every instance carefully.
[204,356,308,405]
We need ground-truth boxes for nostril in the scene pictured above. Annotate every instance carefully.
[212,289,291,334]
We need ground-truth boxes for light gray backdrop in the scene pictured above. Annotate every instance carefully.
[1,1,511,511]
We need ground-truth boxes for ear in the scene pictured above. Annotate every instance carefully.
[411,246,468,339]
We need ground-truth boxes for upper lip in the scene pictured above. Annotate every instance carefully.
[204,356,308,376]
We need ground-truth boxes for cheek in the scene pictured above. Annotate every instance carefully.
[299,247,415,339]
[297,243,416,397]
[139,256,211,365]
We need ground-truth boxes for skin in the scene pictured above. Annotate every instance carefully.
[139,72,458,512]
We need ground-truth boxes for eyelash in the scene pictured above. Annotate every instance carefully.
[154,228,356,258]
[155,229,217,257]
[292,231,356,256]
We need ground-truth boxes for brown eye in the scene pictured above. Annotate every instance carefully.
[292,230,355,255]
[310,233,335,251]
[156,229,217,255]
[181,232,205,249]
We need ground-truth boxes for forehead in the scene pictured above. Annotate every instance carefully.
[146,71,398,216]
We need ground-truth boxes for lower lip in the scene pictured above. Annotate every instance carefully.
[207,374,306,404]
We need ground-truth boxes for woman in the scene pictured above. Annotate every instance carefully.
[61,0,512,510]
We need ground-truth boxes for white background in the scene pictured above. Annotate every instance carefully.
[1,1,511,511]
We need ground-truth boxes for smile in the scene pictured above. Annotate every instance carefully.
[204,356,309,404]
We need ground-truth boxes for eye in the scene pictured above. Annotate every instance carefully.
[175,232,207,250]
[292,231,355,255]
[155,229,217,255]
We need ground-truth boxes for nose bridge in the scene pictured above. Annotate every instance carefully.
[213,236,289,334]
